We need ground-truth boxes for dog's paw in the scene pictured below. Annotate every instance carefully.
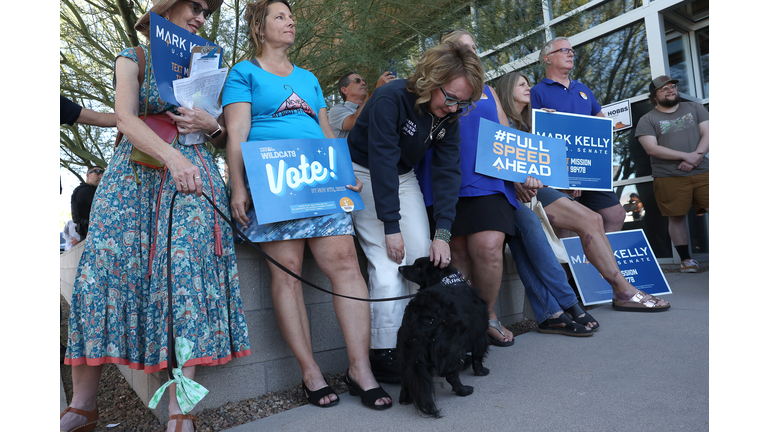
[474,365,490,376]
[455,385,474,397]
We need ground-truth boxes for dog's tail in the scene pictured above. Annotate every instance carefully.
[402,355,441,418]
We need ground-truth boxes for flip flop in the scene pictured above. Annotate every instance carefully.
[612,291,670,312]
[487,319,515,347]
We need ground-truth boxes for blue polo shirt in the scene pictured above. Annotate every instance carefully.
[530,78,602,116]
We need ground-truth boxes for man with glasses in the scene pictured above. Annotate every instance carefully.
[635,75,709,273]
[70,167,104,239]
[329,70,396,138]
[530,36,627,235]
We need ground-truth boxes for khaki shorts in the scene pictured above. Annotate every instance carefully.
[653,171,709,216]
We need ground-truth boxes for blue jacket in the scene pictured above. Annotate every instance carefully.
[347,79,462,234]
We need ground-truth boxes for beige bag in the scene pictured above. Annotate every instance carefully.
[526,196,569,264]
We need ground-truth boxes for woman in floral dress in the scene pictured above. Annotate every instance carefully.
[61,1,250,432]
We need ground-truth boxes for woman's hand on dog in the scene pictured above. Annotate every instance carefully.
[430,239,451,268]
[386,233,406,264]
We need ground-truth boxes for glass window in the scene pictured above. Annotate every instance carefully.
[550,0,591,19]
[696,28,709,98]
[665,33,691,95]
[552,0,642,37]
[481,31,546,72]
[570,21,652,105]
[474,0,544,52]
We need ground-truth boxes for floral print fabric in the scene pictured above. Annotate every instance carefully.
[65,46,251,373]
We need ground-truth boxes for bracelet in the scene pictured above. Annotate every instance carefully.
[434,228,451,243]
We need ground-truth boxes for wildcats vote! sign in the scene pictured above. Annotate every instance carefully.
[475,118,569,188]
[241,138,364,224]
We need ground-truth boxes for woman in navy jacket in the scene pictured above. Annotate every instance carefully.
[346,41,485,382]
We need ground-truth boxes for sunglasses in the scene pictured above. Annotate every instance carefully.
[88,169,104,175]
[183,0,212,19]
[350,77,367,85]
[440,87,472,110]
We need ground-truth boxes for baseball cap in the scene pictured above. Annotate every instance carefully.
[649,75,680,94]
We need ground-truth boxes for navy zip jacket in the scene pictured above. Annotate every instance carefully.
[347,79,462,235]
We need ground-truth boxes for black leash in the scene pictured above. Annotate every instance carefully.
[165,191,418,376]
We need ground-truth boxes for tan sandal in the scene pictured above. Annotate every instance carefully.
[60,406,98,432]
[612,291,670,312]
[168,413,198,432]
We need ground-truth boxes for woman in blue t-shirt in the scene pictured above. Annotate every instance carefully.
[223,0,391,410]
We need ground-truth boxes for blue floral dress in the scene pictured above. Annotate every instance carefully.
[65,46,251,373]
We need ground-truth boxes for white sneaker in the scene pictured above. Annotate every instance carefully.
[680,258,699,273]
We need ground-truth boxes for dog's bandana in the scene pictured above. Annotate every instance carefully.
[441,271,470,286]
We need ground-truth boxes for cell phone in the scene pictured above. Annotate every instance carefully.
[386,59,397,78]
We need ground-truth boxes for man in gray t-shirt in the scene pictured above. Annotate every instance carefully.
[635,75,709,273]
[328,70,396,138]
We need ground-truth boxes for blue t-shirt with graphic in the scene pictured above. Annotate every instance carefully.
[222,61,327,141]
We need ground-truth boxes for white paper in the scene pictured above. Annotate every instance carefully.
[172,67,228,145]
[190,51,221,76]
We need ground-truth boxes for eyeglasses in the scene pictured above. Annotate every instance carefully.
[350,77,367,85]
[549,48,576,56]
[88,169,104,175]
[440,87,472,110]
[183,0,212,19]
[657,83,677,93]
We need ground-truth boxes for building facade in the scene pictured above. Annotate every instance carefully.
[474,0,709,262]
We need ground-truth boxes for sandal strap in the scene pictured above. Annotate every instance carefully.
[169,414,197,432]
[359,386,391,406]
[488,319,508,337]
[61,406,99,422]
[303,382,338,405]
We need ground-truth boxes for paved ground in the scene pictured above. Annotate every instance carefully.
[221,270,709,432]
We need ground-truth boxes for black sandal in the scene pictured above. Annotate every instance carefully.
[565,303,600,331]
[537,313,594,337]
[302,381,340,408]
[344,369,393,410]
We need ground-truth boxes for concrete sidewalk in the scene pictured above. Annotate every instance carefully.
[222,270,708,432]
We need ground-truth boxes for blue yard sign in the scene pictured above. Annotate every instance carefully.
[561,229,671,306]
[149,12,222,106]
[475,118,569,188]
[241,138,365,224]
[531,110,614,191]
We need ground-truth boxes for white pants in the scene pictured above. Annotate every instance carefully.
[351,163,432,349]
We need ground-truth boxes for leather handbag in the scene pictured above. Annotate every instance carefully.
[114,45,178,169]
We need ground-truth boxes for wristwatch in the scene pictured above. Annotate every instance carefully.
[208,123,223,139]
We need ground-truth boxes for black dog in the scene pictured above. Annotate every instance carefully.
[396,257,490,418]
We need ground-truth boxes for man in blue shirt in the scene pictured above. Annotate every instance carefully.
[526,37,669,312]
[530,36,626,233]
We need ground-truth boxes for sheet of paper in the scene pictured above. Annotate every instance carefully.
[172,67,228,145]
[190,51,221,76]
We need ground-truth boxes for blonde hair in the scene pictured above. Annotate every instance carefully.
[439,29,474,46]
[406,41,485,117]
[496,72,531,132]
[244,0,292,58]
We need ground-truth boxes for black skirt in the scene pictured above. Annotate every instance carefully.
[427,193,515,238]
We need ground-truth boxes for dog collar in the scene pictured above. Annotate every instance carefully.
[440,271,470,286]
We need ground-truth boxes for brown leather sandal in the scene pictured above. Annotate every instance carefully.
[60,406,98,432]
[168,413,198,432]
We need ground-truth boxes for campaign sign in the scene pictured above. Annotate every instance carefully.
[241,138,364,224]
[474,118,569,188]
[531,110,613,191]
[149,12,222,106]
[601,99,633,132]
[562,229,671,306]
